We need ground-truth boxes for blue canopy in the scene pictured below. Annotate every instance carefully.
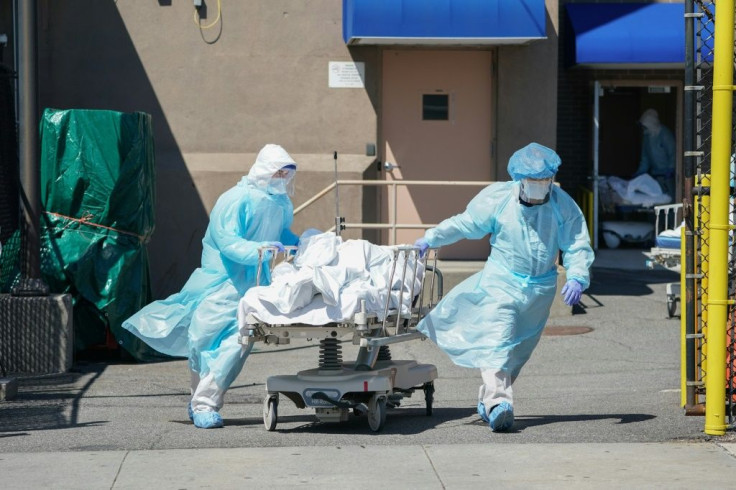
[565,2,685,67]
[343,0,546,46]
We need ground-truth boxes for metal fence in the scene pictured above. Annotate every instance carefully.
[686,0,736,427]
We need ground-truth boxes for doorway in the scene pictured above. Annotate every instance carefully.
[380,49,494,259]
[592,81,682,249]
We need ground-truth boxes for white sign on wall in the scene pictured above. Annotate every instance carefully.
[328,61,365,88]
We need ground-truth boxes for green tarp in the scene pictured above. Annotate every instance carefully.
[1,108,168,361]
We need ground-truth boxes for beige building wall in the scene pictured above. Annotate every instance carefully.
[33,1,380,296]
[495,0,559,180]
[2,1,561,297]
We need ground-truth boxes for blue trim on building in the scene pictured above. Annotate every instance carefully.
[565,3,685,66]
[343,0,546,45]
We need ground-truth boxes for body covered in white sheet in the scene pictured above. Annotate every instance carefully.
[238,232,423,328]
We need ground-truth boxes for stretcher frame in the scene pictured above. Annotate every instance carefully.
[238,244,443,432]
[646,203,683,318]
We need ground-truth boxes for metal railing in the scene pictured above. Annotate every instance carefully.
[294,179,494,244]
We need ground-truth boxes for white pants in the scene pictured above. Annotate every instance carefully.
[190,371,225,413]
[478,368,513,416]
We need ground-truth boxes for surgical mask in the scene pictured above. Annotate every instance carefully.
[520,179,552,202]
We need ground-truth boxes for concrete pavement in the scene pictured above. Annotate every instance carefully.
[1,443,736,489]
[1,248,736,488]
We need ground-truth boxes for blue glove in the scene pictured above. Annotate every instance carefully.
[414,237,429,257]
[266,241,285,253]
[560,280,583,306]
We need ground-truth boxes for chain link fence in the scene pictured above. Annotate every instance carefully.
[690,0,736,423]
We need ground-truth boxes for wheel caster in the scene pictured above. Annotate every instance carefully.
[423,381,434,416]
[263,394,278,431]
[367,394,387,432]
[666,295,678,318]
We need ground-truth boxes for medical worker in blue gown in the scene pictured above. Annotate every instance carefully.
[123,144,300,428]
[414,143,594,432]
[634,108,676,199]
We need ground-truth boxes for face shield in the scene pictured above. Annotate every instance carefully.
[520,177,553,204]
[267,165,296,196]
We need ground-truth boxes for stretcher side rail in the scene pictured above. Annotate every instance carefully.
[646,203,684,273]
[646,203,683,318]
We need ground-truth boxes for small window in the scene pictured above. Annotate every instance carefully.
[422,94,449,121]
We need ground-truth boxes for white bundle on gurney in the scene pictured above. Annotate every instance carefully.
[656,222,684,249]
[238,232,424,327]
[600,174,672,207]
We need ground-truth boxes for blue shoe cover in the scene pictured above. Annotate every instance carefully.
[187,403,194,421]
[477,402,489,423]
[489,402,514,432]
[192,411,224,429]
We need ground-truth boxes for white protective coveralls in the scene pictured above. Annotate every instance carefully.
[122,144,299,419]
[417,143,594,418]
[634,109,676,199]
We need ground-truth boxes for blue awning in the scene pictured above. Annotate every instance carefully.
[565,3,685,67]
[343,0,546,46]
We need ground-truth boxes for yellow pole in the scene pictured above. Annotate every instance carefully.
[680,224,687,408]
[704,0,735,436]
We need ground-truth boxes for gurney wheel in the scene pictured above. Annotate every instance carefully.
[667,297,678,318]
[263,395,278,431]
[367,394,387,432]
[423,382,434,416]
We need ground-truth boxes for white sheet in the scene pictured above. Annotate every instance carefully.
[599,174,672,207]
[237,233,424,327]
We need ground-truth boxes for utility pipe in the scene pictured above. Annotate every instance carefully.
[14,0,48,296]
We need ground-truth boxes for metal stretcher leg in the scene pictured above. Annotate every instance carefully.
[666,282,681,318]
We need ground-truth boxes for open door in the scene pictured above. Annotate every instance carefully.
[592,81,681,248]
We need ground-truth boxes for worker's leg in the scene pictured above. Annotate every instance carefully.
[477,368,514,432]
[478,368,513,415]
[191,372,226,413]
[187,282,246,428]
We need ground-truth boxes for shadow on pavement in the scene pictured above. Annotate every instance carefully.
[0,363,107,434]
[514,413,656,431]
[584,269,680,302]
[266,406,474,435]
[589,268,679,297]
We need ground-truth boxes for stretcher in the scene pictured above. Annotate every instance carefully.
[645,203,683,318]
[237,243,443,432]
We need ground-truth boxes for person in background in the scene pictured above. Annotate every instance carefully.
[414,142,594,432]
[123,144,300,428]
[634,108,676,199]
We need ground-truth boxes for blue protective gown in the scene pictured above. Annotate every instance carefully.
[634,126,676,198]
[417,181,594,378]
[122,157,298,390]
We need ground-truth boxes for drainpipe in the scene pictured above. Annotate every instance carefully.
[12,0,48,296]
[704,0,734,436]
[682,0,697,413]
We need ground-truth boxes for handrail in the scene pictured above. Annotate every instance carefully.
[295,179,493,244]
[294,182,336,215]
